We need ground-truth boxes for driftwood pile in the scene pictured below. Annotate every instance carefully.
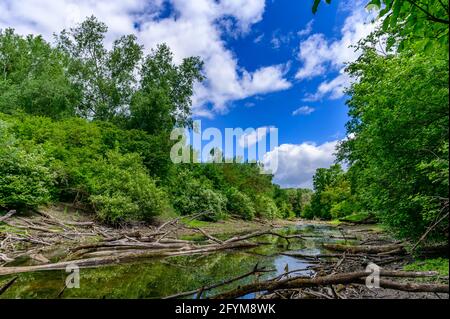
[1,209,449,299]
[0,210,299,276]
[207,235,449,299]
[164,230,449,299]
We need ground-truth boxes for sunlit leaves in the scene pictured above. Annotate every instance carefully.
[312,0,449,50]
[339,45,449,239]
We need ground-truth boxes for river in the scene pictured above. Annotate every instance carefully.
[1,223,348,298]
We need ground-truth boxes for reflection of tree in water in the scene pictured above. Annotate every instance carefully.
[1,225,340,298]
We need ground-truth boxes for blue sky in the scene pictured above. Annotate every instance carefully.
[0,0,375,188]
[199,0,362,144]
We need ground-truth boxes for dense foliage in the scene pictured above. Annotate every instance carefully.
[339,42,448,238]
[302,164,360,220]
[313,0,449,49]
[308,0,449,241]
[0,120,55,208]
[0,17,308,224]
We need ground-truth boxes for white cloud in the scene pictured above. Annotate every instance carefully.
[303,70,351,101]
[270,36,281,49]
[0,0,291,117]
[242,65,292,96]
[192,63,291,116]
[295,33,330,80]
[270,30,295,50]
[253,33,264,43]
[295,4,376,100]
[298,19,314,37]
[292,105,315,116]
[0,0,160,42]
[263,140,339,188]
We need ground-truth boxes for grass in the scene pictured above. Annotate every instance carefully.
[182,219,212,228]
[329,219,342,226]
[179,233,206,241]
[0,222,26,235]
[339,212,372,223]
[404,258,449,276]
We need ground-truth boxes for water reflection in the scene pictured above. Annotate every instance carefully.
[0,223,343,299]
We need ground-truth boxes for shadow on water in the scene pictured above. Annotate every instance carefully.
[0,223,346,299]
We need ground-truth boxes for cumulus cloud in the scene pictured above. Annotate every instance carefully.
[263,141,339,188]
[295,4,376,100]
[0,0,291,117]
[292,105,315,116]
[303,69,351,101]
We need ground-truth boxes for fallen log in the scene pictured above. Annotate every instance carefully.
[0,253,14,262]
[212,270,444,299]
[36,210,94,227]
[322,243,405,254]
[282,252,364,259]
[0,276,18,296]
[0,210,17,222]
[185,226,223,244]
[299,234,357,240]
[9,235,52,246]
[224,230,304,245]
[357,278,449,293]
[163,265,275,299]
[412,210,449,252]
[0,241,259,276]
[69,241,191,253]
[2,221,60,234]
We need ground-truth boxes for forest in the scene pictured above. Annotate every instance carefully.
[0,17,314,225]
[0,0,448,300]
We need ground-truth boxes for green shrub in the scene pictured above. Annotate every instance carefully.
[254,195,280,220]
[169,169,227,220]
[226,187,255,220]
[277,201,295,219]
[0,114,171,223]
[301,204,314,219]
[197,188,227,221]
[330,199,360,219]
[85,151,168,223]
[0,121,55,208]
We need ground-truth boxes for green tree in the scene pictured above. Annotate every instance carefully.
[0,29,78,118]
[312,0,449,49]
[0,120,55,209]
[129,44,204,134]
[307,164,350,219]
[56,16,143,121]
[226,187,256,220]
[338,42,448,238]
[86,151,168,224]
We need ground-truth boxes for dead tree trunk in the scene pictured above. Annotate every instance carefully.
[213,270,447,299]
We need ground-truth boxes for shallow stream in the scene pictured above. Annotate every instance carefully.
[0,223,348,298]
